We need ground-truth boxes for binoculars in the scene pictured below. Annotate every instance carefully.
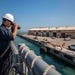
[17,26,21,29]
[11,22,21,30]
[11,23,21,32]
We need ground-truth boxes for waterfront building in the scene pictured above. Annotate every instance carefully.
[28,26,75,39]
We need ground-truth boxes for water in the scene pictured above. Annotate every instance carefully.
[13,35,75,75]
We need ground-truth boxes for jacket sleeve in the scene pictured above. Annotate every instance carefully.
[0,28,14,41]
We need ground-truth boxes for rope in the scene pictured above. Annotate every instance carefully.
[19,44,30,54]
[19,44,25,51]
[43,65,55,75]
[23,51,34,68]
[24,51,34,59]
[0,42,10,59]
[31,56,42,68]
[21,46,30,54]
[21,47,26,54]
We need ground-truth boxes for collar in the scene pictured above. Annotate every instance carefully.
[1,24,9,29]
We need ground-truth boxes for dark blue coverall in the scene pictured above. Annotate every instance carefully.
[0,24,14,75]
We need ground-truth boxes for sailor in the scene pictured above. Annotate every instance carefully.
[0,13,18,75]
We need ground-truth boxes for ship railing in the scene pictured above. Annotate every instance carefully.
[0,41,61,75]
[18,43,62,75]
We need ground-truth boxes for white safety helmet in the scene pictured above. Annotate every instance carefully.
[2,13,14,22]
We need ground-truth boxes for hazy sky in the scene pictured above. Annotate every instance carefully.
[0,0,75,31]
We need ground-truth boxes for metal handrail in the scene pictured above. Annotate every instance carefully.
[18,43,62,75]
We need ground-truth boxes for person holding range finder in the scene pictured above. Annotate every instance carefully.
[0,13,19,75]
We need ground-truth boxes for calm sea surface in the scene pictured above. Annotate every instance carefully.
[13,32,75,75]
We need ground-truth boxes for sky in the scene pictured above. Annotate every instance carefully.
[0,0,75,32]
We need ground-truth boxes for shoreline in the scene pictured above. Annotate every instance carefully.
[17,34,75,66]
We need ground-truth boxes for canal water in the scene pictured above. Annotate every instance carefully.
[13,35,75,75]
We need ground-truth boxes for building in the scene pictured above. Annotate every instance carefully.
[28,26,75,39]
